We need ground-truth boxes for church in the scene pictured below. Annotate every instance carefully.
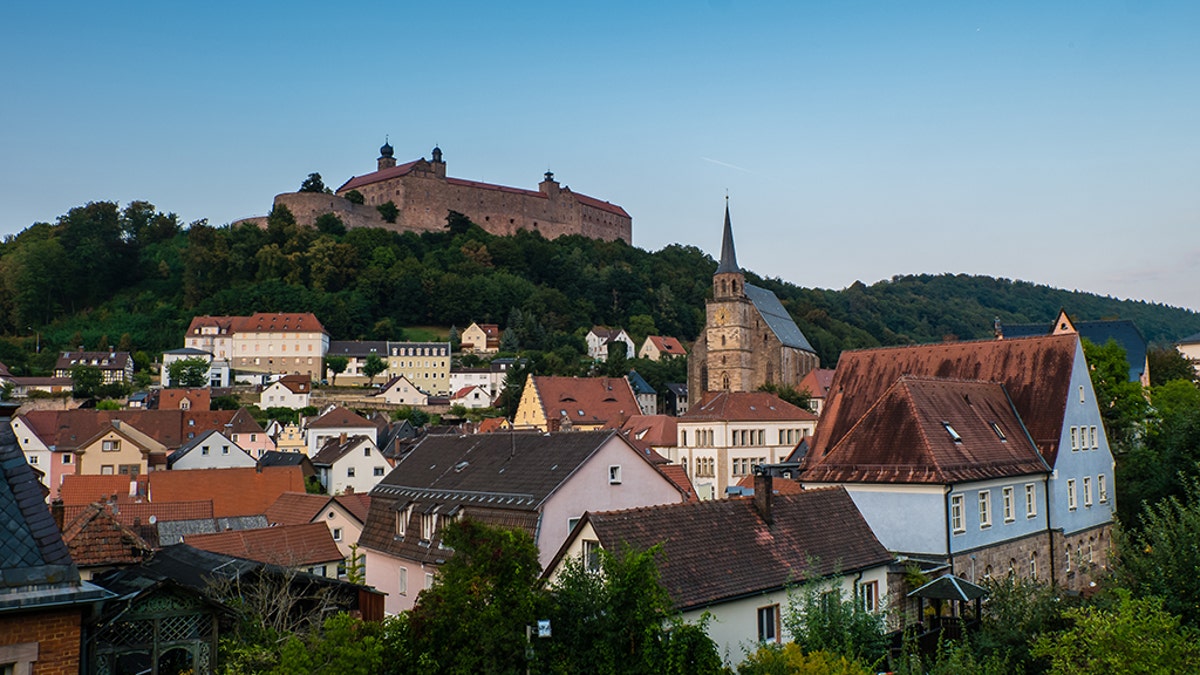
[687,206,820,396]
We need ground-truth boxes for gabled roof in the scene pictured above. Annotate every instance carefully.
[228,408,266,435]
[810,334,1078,466]
[308,406,375,430]
[656,464,698,503]
[20,409,239,452]
[265,492,332,526]
[60,474,144,506]
[802,377,1049,484]
[1001,316,1148,382]
[682,391,817,423]
[61,500,215,532]
[618,415,678,448]
[148,466,307,518]
[185,315,238,336]
[158,388,211,411]
[269,374,311,394]
[645,336,687,357]
[451,385,486,400]
[312,435,375,466]
[744,283,816,353]
[476,417,510,434]
[798,368,836,400]
[529,376,640,427]
[54,350,132,371]
[237,313,326,335]
[183,522,343,567]
[566,488,892,611]
[626,370,655,396]
[166,430,252,468]
[258,451,314,469]
[589,326,630,343]
[62,503,155,567]
[336,160,421,192]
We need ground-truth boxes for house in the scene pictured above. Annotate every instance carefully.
[227,408,273,458]
[449,367,492,398]
[54,350,135,384]
[664,382,689,417]
[586,326,635,361]
[183,522,345,578]
[157,388,211,411]
[166,430,256,470]
[61,502,156,580]
[674,391,818,500]
[475,417,511,434]
[797,368,835,416]
[449,385,491,410]
[259,374,312,409]
[266,492,372,571]
[386,341,452,395]
[224,312,329,381]
[2,375,73,398]
[462,322,500,354]
[627,370,657,415]
[638,335,687,361]
[0,402,113,674]
[375,375,429,406]
[274,421,308,454]
[1000,310,1151,386]
[75,420,169,477]
[513,375,640,431]
[1178,331,1200,378]
[358,430,688,613]
[800,332,1116,592]
[306,406,378,454]
[544,478,893,663]
[162,346,230,388]
[311,434,390,495]
[617,415,677,460]
[326,340,389,385]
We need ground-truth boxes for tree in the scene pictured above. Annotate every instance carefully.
[1031,590,1200,673]
[345,190,365,205]
[167,356,210,387]
[1148,346,1195,386]
[407,519,544,673]
[315,212,347,237]
[377,201,399,224]
[362,354,387,386]
[325,355,349,385]
[738,644,871,675]
[1113,475,1200,624]
[300,172,329,193]
[1082,338,1148,453]
[758,382,812,411]
[70,364,104,400]
[784,578,887,666]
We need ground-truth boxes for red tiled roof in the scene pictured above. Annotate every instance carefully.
[62,500,214,528]
[810,334,1076,466]
[736,473,806,494]
[452,386,482,399]
[803,377,1048,484]
[265,492,330,526]
[571,191,631,218]
[235,312,326,334]
[21,409,237,452]
[62,503,154,567]
[798,368,836,399]
[682,391,817,423]
[575,487,891,611]
[60,474,145,506]
[159,389,211,411]
[657,464,698,503]
[184,522,343,567]
[618,415,678,448]
[646,336,687,357]
[308,406,374,430]
[335,492,371,523]
[148,466,306,518]
[186,315,238,336]
[476,417,510,434]
[336,160,420,192]
[530,376,640,428]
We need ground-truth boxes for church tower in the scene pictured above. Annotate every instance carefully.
[703,203,755,392]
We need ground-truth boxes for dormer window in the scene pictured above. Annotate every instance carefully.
[943,422,962,443]
[989,422,1007,441]
[421,512,437,540]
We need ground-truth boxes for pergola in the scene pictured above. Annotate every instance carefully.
[907,574,988,647]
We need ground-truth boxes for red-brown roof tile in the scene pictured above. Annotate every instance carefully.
[657,464,698,503]
[148,466,306,518]
[62,503,155,567]
[335,493,371,523]
[62,500,214,528]
[530,376,640,428]
[21,409,237,451]
[184,522,343,567]
[476,417,510,434]
[265,492,330,526]
[235,312,326,334]
[798,368,836,400]
[682,391,818,422]
[158,389,211,411]
[60,474,145,506]
[336,161,420,192]
[308,406,374,430]
[617,415,678,448]
[646,336,687,357]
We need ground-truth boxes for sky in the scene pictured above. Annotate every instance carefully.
[2,1,1198,311]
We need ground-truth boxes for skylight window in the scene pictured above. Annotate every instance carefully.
[989,422,1007,441]
[943,422,962,443]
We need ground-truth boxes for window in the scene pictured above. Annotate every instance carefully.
[425,572,435,589]
[1090,425,1099,449]
[1070,426,1078,451]
[990,422,1007,441]
[860,580,879,613]
[374,466,385,476]
[399,568,408,595]
[1088,538,1095,563]
[1029,551,1037,579]
[27,454,37,465]
[583,539,601,572]
[201,446,210,456]
[222,445,229,455]
[943,422,962,443]
[1003,487,1014,522]
[680,431,687,446]
[1025,484,1037,518]
[757,605,781,643]
[395,510,407,537]
[951,494,964,533]
[1099,474,1108,503]
[608,465,622,484]
[1067,479,1077,510]
[567,517,580,532]
[364,446,371,457]
[978,491,992,528]
[1083,477,1093,506]
[63,454,72,464]
[332,528,343,542]
[1080,385,1085,403]
[102,439,120,452]
[1065,545,1072,573]
[421,513,437,540]
[101,465,114,475]
[347,466,356,477]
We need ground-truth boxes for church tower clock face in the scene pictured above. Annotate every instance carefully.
[716,308,727,324]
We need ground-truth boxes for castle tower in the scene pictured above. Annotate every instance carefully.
[378,139,396,171]
[431,145,446,177]
[704,203,755,392]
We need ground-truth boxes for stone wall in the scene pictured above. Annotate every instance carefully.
[1055,523,1113,593]
[0,608,83,675]
[949,530,1053,585]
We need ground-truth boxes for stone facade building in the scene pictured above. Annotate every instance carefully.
[249,143,631,243]
[687,206,819,396]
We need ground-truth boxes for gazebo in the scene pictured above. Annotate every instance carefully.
[907,574,988,649]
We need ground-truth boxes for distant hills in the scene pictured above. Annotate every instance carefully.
[0,200,1196,375]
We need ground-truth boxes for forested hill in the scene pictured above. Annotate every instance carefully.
[0,200,1197,376]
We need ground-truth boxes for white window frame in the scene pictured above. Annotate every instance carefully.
[1002,486,1014,522]
[332,527,343,542]
[1025,483,1037,518]
[951,494,965,533]
[1099,474,1108,503]
[859,580,879,613]
[757,604,781,643]
[1091,425,1099,449]
[1070,426,1079,451]
[978,490,992,528]
[608,465,622,485]
[1067,479,1077,510]
[398,567,408,595]
[1083,476,1093,506]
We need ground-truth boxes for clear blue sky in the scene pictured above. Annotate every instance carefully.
[3,1,1197,311]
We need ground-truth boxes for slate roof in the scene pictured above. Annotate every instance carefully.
[627,370,656,396]
[1,405,75,582]
[55,350,132,373]
[148,466,307,518]
[744,283,817,353]
[155,516,268,547]
[801,377,1049,484]
[62,503,155,567]
[258,450,314,471]
[809,334,1078,467]
[1179,331,1200,346]
[308,406,375,430]
[682,391,817,423]
[184,522,343,567]
[1002,318,1148,382]
[715,203,740,275]
[570,487,892,611]
[528,376,640,428]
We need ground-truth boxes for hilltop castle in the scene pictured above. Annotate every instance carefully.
[248,143,632,243]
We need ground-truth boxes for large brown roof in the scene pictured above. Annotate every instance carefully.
[647,335,687,357]
[21,409,238,452]
[183,522,343,567]
[811,334,1077,466]
[530,376,640,428]
[308,406,374,430]
[802,377,1049,484]
[618,415,678,448]
[62,503,154,567]
[265,492,330,526]
[798,368,836,400]
[574,488,892,611]
[681,391,817,423]
[62,500,215,529]
[60,474,144,506]
[148,466,306,518]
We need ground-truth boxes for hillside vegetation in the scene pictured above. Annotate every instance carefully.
[1,199,1197,376]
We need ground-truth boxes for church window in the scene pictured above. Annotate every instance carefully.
[721,335,726,347]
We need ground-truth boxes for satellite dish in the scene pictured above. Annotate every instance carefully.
[148,515,157,524]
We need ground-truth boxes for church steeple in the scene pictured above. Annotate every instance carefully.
[713,200,745,300]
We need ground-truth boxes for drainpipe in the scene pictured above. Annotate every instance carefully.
[944,483,955,576]
[1044,471,1055,585]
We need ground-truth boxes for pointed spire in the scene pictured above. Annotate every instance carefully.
[716,198,740,274]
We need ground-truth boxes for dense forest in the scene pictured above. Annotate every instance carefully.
[0,198,1197,377]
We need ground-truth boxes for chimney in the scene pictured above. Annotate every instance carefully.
[51,499,65,531]
[753,467,773,525]
[339,432,348,445]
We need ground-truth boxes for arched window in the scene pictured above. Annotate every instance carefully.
[722,373,730,390]
[1029,551,1037,579]
[1065,545,1072,573]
